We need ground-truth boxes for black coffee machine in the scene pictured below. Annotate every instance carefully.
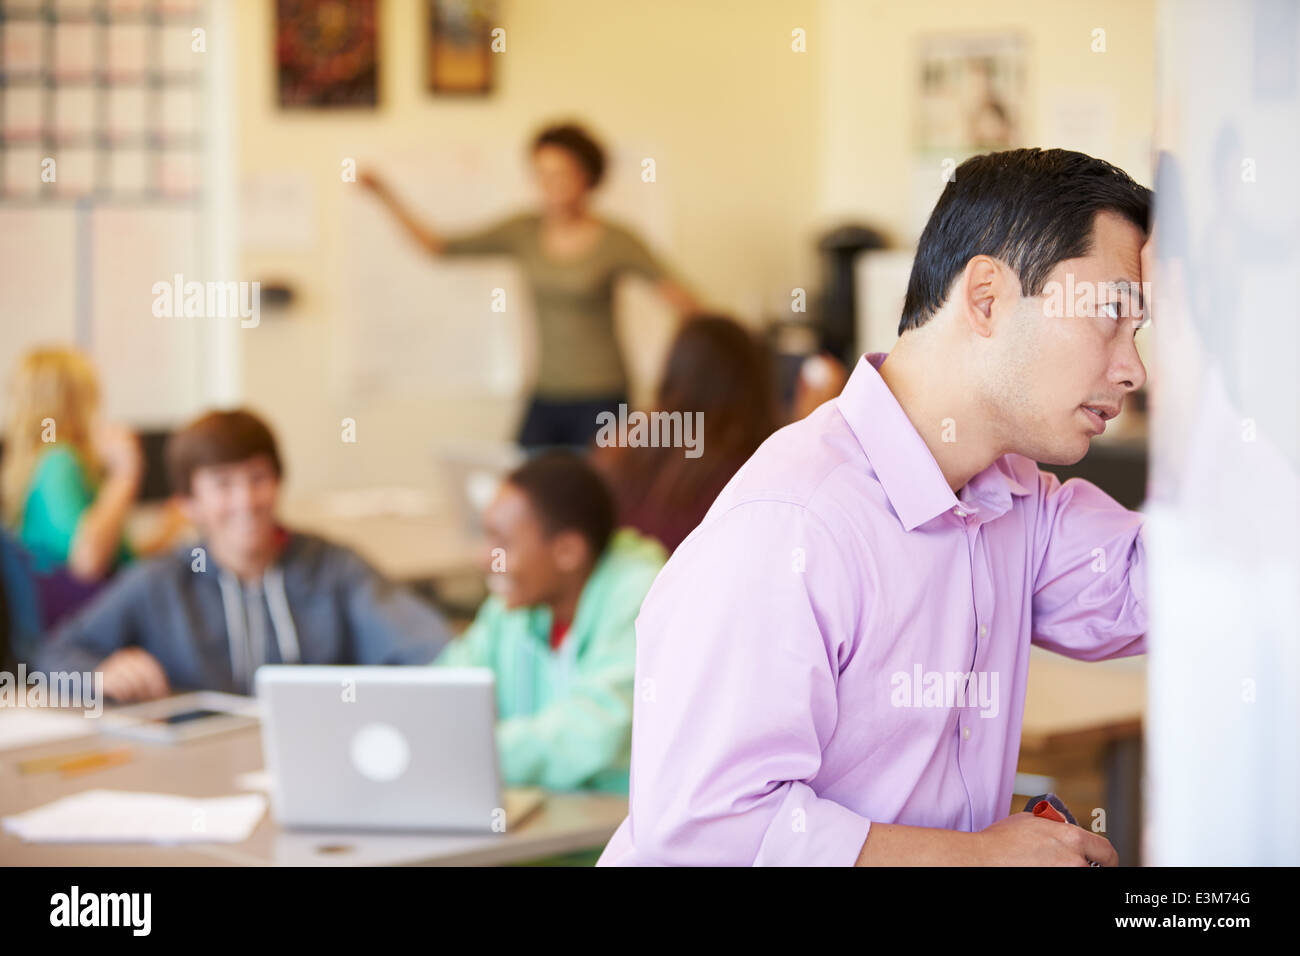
[768,223,888,410]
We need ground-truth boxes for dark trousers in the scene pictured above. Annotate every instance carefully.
[518,393,626,453]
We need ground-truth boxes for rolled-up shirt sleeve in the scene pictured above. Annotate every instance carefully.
[1030,470,1148,661]
[621,500,872,866]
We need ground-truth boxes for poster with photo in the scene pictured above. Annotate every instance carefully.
[915,33,1026,153]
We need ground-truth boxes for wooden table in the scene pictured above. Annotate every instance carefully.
[0,723,627,867]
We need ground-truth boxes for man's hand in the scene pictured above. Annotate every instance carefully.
[99,647,171,703]
[975,811,1120,866]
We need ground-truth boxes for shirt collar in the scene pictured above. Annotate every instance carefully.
[835,352,1032,531]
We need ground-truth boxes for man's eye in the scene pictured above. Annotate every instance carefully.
[1099,301,1121,320]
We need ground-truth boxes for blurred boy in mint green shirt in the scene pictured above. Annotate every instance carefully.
[435,452,666,794]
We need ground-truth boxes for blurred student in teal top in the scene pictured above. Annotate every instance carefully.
[434,451,666,794]
[1,348,182,625]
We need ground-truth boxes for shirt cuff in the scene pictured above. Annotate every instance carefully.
[754,782,873,866]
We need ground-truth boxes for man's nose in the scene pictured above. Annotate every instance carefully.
[1113,336,1148,393]
[230,481,257,508]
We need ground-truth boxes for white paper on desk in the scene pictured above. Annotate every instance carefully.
[0,708,96,753]
[3,789,266,844]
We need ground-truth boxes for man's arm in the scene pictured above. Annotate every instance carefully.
[36,564,146,675]
[1029,469,1148,660]
[35,564,170,701]
[622,499,1118,866]
[623,500,875,865]
[859,815,1118,866]
[341,552,453,665]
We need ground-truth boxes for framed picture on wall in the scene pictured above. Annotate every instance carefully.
[915,33,1026,152]
[427,0,496,95]
[277,0,379,109]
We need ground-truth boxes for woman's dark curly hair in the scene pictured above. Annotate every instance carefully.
[531,122,607,189]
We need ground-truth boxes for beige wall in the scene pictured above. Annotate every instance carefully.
[820,0,1156,235]
[234,0,1155,494]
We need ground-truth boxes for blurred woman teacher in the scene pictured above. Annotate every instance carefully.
[360,122,698,450]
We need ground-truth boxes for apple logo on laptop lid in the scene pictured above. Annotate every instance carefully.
[350,723,411,782]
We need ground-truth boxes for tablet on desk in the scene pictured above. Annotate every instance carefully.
[99,691,260,744]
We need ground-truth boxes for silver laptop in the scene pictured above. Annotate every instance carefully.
[256,666,542,833]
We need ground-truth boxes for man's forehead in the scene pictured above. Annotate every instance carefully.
[1090,211,1144,272]
[198,455,275,477]
[1053,214,1143,281]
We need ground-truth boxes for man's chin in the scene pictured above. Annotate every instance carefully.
[216,529,276,557]
[1033,439,1090,467]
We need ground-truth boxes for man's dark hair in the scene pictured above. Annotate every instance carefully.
[899,148,1153,334]
[531,122,607,189]
[507,451,615,562]
[166,408,283,496]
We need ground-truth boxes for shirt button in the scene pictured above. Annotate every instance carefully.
[962,727,971,740]
[953,507,968,517]
[978,624,988,639]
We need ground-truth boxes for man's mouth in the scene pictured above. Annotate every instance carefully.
[1080,403,1118,435]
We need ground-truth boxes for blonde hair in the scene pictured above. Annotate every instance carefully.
[1,347,102,526]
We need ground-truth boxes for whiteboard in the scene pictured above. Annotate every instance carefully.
[0,203,203,428]
[1144,0,1300,866]
[0,207,79,407]
[336,139,675,403]
[89,205,203,427]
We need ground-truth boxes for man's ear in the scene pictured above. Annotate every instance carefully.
[960,255,1007,337]
[550,529,590,576]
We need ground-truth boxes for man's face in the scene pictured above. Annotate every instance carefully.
[181,455,280,557]
[990,211,1149,465]
[481,482,564,610]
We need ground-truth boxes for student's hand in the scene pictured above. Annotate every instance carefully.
[99,648,171,703]
[974,811,1119,866]
[93,421,144,484]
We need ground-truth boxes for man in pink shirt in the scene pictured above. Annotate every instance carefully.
[599,148,1153,866]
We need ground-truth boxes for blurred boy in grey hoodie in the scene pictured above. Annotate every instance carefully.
[36,409,451,701]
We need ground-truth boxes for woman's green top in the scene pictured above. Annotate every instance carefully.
[16,447,132,574]
[442,213,670,400]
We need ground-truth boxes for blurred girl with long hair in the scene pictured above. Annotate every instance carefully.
[594,315,779,552]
